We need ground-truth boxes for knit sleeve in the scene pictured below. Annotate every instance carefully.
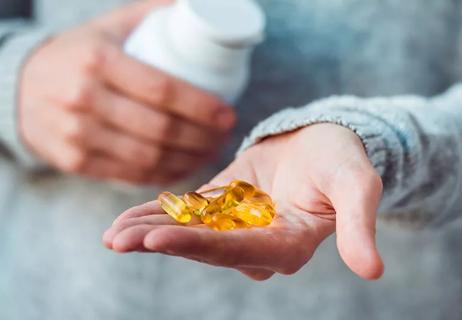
[239,84,462,227]
[0,22,53,168]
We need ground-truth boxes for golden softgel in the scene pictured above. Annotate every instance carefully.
[157,180,275,231]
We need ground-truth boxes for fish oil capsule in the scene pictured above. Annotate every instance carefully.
[183,192,208,216]
[201,187,242,224]
[232,218,250,229]
[247,201,276,218]
[229,180,255,198]
[221,186,245,210]
[199,185,227,198]
[210,213,236,231]
[251,190,274,207]
[258,203,276,218]
[157,180,275,230]
[201,201,222,224]
[233,202,273,226]
[158,192,192,224]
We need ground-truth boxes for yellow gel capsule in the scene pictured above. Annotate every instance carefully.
[157,180,276,230]
[233,202,273,226]
[210,213,236,231]
[158,192,192,224]
[183,192,208,216]
[246,201,276,218]
[232,218,250,229]
[201,201,222,224]
[229,180,255,198]
[199,185,227,198]
[251,190,274,207]
[221,187,245,210]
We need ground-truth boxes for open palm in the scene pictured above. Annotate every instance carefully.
[104,124,384,280]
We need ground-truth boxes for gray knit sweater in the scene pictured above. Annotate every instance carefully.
[239,89,462,227]
[1,0,462,319]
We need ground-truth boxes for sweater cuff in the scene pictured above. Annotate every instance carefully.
[238,95,428,179]
[0,27,53,168]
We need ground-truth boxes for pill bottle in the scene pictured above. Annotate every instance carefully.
[124,0,266,104]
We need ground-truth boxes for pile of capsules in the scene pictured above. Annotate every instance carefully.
[157,180,276,231]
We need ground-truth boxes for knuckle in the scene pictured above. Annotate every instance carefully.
[126,144,156,168]
[154,115,174,140]
[109,101,127,123]
[62,116,87,143]
[149,147,163,168]
[149,76,172,106]
[126,144,144,160]
[349,166,383,195]
[141,150,159,169]
[59,148,88,173]
[367,170,383,194]
[80,42,111,74]
[191,97,218,121]
[115,219,136,232]
[135,145,163,172]
[63,80,94,110]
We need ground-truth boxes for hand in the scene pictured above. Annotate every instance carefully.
[19,0,235,184]
[104,124,384,280]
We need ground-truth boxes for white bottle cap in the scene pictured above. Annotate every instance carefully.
[174,0,265,48]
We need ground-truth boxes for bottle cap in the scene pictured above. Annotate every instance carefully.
[176,0,265,48]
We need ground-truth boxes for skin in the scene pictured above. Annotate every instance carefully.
[19,0,235,185]
[104,123,385,281]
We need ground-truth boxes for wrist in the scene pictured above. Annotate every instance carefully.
[238,97,391,177]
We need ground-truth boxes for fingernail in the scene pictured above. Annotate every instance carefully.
[216,110,236,129]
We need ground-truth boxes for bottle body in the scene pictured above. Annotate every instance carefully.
[124,0,265,104]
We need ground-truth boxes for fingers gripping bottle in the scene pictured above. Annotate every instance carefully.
[124,0,266,104]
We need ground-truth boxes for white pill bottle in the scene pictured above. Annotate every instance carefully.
[124,0,266,104]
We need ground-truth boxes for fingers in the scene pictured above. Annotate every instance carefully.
[79,154,149,183]
[107,219,275,281]
[106,213,276,280]
[111,225,157,252]
[85,125,209,174]
[51,98,210,174]
[49,142,157,184]
[285,123,385,279]
[141,226,297,273]
[331,167,385,280]
[100,50,236,131]
[105,201,202,250]
[46,122,157,185]
[90,88,227,153]
[59,114,161,169]
[105,214,178,251]
[113,201,164,225]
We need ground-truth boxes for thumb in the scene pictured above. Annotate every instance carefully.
[93,0,173,38]
[331,168,385,280]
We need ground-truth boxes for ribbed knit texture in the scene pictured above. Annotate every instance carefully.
[239,87,462,226]
[0,25,52,167]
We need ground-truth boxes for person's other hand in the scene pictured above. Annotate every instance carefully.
[104,124,384,280]
[19,0,235,184]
